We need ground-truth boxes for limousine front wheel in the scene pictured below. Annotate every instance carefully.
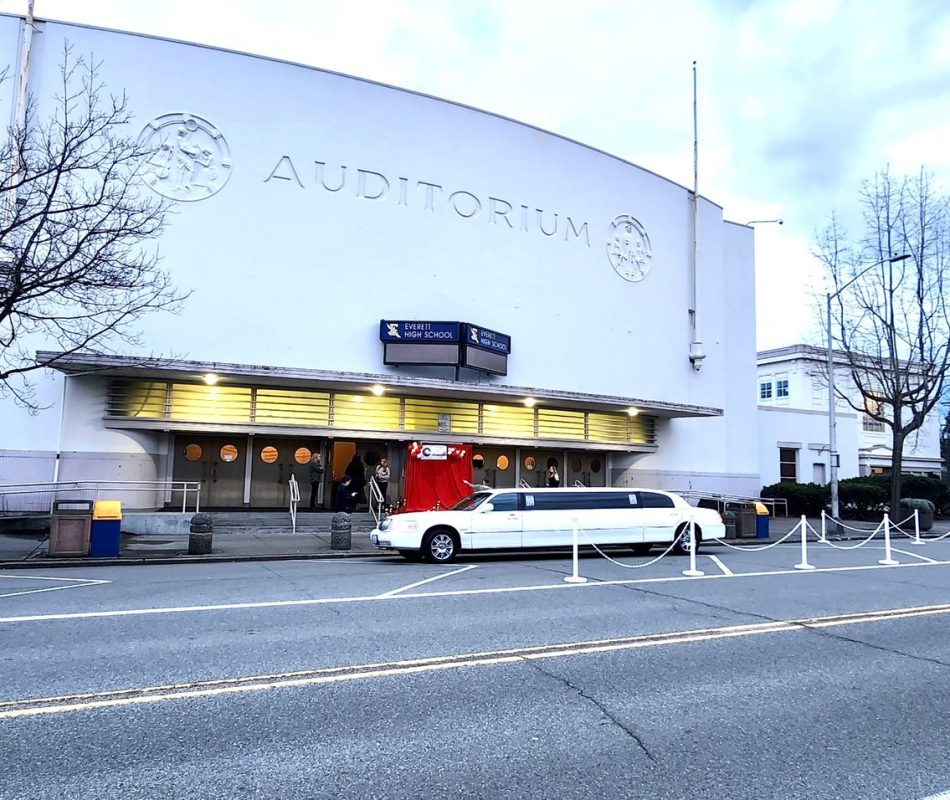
[673,523,701,556]
[422,528,459,564]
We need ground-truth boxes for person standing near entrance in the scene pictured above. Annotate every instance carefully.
[308,452,325,510]
[547,464,560,487]
[335,476,357,512]
[345,454,366,510]
[373,457,391,512]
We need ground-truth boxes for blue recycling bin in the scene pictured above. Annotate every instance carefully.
[89,500,122,557]
[754,502,770,539]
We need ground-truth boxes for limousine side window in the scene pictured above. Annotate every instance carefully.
[524,492,639,511]
[638,492,675,509]
[489,493,519,511]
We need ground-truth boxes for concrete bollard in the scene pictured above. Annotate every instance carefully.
[188,512,213,555]
[330,512,352,550]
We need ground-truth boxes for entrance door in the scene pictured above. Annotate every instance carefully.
[565,453,608,487]
[172,436,247,508]
[471,448,516,489]
[250,439,323,508]
[519,450,564,488]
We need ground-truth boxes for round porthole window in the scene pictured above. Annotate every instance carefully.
[183,443,202,462]
[496,455,510,471]
[524,456,536,471]
[590,458,602,474]
[295,447,312,465]
[260,446,279,464]
[571,457,582,472]
[472,454,485,469]
[220,444,239,463]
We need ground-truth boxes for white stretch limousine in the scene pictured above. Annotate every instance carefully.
[370,487,725,563]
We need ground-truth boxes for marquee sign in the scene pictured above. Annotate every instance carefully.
[380,319,511,375]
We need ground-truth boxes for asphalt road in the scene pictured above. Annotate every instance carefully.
[1,540,949,800]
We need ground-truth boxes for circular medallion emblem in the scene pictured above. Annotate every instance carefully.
[606,215,652,282]
[138,113,232,201]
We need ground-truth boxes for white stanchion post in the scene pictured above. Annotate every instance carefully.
[564,518,587,583]
[911,509,923,546]
[878,514,899,565]
[794,514,815,570]
[682,518,704,577]
[819,511,827,543]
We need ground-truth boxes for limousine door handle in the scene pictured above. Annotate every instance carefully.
[506,513,519,520]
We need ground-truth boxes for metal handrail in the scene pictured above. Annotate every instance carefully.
[677,490,789,518]
[573,480,586,487]
[368,477,385,527]
[519,479,530,488]
[288,475,300,534]
[0,480,202,513]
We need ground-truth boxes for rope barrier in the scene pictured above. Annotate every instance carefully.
[581,531,680,569]
[711,523,801,552]
[807,520,881,551]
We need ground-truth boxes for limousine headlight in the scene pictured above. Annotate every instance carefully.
[382,517,417,531]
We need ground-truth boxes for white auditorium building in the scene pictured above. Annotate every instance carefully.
[0,13,937,513]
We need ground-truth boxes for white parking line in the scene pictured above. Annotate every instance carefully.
[1,558,948,624]
[706,555,734,576]
[888,547,940,564]
[376,565,477,597]
[0,575,111,600]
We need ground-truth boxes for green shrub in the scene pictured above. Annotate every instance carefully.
[837,478,888,518]
[760,482,829,517]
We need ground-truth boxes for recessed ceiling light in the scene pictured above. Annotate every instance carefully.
[523,397,537,408]
[203,373,219,386]
[627,407,640,417]
[370,384,385,396]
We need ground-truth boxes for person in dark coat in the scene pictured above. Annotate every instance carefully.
[335,476,357,513]
[345,454,366,509]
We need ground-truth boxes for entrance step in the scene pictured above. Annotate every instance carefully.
[121,511,379,537]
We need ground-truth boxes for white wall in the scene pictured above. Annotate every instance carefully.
[758,406,858,486]
[0,16,758,492]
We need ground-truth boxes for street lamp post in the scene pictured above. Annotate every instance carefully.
[826,253,911,519]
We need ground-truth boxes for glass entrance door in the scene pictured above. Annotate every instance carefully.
[250,439,323,508]
[470,448,516,489]
[518,450,564,487]
[172,436,247,508]
[565,452,607,487]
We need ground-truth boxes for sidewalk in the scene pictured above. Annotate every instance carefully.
[1,514,947,569]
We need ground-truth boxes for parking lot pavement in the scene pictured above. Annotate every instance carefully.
[2,538,948,622]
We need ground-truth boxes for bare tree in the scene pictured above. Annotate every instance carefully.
[816,167,950,514]
[0,46,187,410]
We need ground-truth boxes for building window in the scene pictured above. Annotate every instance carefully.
[779,447,798,483]
[863,415,886,432]
[776,379,789,398]
[760,381,773,400]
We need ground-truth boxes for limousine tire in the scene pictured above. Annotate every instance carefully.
[422,528,459,564]
[673,523,701,556]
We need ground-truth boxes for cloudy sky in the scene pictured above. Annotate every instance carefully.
[2,0,948,350]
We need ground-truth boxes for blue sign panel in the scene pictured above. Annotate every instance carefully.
[379,320,462,343]
[464,323,511,355]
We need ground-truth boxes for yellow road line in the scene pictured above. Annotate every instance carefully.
[2,602,948,720]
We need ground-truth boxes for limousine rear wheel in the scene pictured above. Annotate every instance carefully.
[422,528,459,564]
[673,523,701,556]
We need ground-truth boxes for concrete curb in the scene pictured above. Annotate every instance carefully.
[0,550,391,570]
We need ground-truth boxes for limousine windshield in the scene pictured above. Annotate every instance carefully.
[450,492,491,511]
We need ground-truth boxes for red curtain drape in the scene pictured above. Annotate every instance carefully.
[401,443,473,512]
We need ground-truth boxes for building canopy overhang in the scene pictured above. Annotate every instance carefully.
[38,352,723,420]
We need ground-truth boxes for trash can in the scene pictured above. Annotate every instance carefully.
[90,500,122,558]
[49,499,94,557]
[736,509,756,538]
[754,502,770,539]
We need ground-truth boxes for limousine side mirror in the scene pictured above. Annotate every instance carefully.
[478,502,494,513]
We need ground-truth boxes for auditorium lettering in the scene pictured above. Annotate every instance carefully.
[264,156,591,247]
